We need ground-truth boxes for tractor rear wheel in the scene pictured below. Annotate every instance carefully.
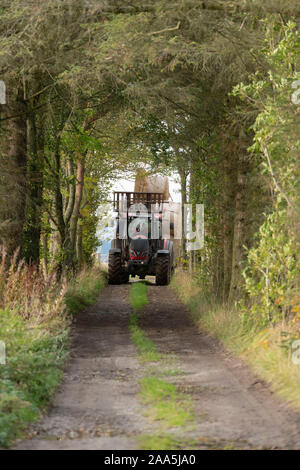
[156,256,171,286]
[121,271,130,283]
[108,252,122,284]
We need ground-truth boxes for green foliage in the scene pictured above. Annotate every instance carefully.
[1,3,300,445]
[233,20,300,325]
[233,20,300,207]
[243,204,300,325]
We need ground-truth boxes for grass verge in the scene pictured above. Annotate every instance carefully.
[0,266,106,448]
[172,270,300,409]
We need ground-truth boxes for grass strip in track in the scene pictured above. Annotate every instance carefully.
[129,282,148,311]
[130,314,162,363]
[172,270,300,409]
[129,282,161,362]
[129,282,195,449]
[139,376,194,429]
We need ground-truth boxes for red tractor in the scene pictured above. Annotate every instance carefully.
[108,191,174,285]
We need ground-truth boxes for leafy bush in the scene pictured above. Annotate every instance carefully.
[233,20,300,326]
[243,204,300,326]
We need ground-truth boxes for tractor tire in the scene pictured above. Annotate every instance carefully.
[108,252,122,284]
[121,271,130,284]
[156,256,171,286]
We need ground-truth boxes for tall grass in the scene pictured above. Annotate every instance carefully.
[0,249,106,448]
[65,267,106,314]
[172,269,300,409]
[0,247,66,323]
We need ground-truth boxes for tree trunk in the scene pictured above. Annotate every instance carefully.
[0,85,27,256]
[41,229,49,277]
[70,157,85,254]
[223,153,236,302]
[228,158,248,303]
[76,219,84,270]
[22,107,44,264]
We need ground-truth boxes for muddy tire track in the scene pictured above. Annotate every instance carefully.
[139,284,300,449]
[15,285,151,450]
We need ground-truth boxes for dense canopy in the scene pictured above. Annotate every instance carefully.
[0,0,299,322]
